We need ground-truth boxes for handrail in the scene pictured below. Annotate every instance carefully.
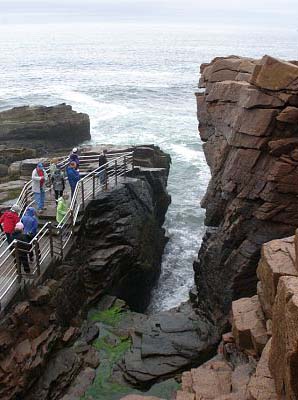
[0,152,132,248]
[0,150,134,313]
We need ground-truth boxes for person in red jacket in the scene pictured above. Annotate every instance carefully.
[0,204,21,244]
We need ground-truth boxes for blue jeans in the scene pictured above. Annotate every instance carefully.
[34,190,45,210]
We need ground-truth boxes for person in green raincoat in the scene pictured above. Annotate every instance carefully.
[56,193,70,224]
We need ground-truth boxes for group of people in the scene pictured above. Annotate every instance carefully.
[0,205,39,272]
[0,148,109,273]
[32,147,81,215]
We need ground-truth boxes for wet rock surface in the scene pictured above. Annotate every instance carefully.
[194,55,298,329]
[119,302,219,387]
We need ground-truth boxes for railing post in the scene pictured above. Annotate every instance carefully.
[13,241,22,283]
[24,188,28,208]
[81,181,85,209]
[48,222,54,259]
[105,165,108,191]
[132,151,135,169]
[92,173,96,199]
[115,160,118,186]
[124,156,127,179]
[33,239,41,276]
[70,209,75,235]
[59,229,64,259]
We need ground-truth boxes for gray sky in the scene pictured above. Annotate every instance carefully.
[0,0,297,26]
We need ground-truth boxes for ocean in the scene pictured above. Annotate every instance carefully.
[0,22,297,312]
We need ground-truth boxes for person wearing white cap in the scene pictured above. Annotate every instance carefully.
[69,148,80,169]
[12,222,31,273]
[0,204,21,244]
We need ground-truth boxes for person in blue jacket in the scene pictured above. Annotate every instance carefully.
[21,207,38,262]
[21,207,38,241]
[66,161,80,197]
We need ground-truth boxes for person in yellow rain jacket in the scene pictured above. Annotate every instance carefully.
[56,193,70,224]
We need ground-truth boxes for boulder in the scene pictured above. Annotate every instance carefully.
[269,276,298,399]
[119,302,219,387]
[177,355,253,400]
[248,339,278,400]
[232,296,268,356]
[189,358,233,398]
[256,236,298,318]
[250,55,298,91]
[276,106,298,124]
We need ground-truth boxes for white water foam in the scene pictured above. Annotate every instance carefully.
[171,143,201,163]
[50,87,132,124]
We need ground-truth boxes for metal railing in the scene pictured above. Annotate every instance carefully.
[0,151,133,250]
[0,151,134,312]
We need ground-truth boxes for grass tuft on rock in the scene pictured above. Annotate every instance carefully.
[89,305,124,326]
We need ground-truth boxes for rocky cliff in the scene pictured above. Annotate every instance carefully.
[194,55,298,329]
[0,146,171,400]
[0,103,90,150]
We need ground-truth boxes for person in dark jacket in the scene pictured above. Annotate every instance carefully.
[0,204,20,243]
[51,166,65,203]
[69,148,80,169]
[12,222,31,273]
[98,149,108,185]
[66,162,80,197]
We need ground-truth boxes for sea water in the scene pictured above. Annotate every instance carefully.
[0,22,297,312]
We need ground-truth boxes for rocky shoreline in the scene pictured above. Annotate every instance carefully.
[1,54,298,400]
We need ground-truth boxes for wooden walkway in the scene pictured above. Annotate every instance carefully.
[0,152,134,314]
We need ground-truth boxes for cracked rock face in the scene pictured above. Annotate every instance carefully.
[80,165,171,312]
[194,55,298,329]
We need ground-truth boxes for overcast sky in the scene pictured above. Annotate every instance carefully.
[0,0,297,26]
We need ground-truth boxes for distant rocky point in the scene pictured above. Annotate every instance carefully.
[0,103,90,149]
[0,103,90,178]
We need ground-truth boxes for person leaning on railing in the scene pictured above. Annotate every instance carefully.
[32,162,49,213]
